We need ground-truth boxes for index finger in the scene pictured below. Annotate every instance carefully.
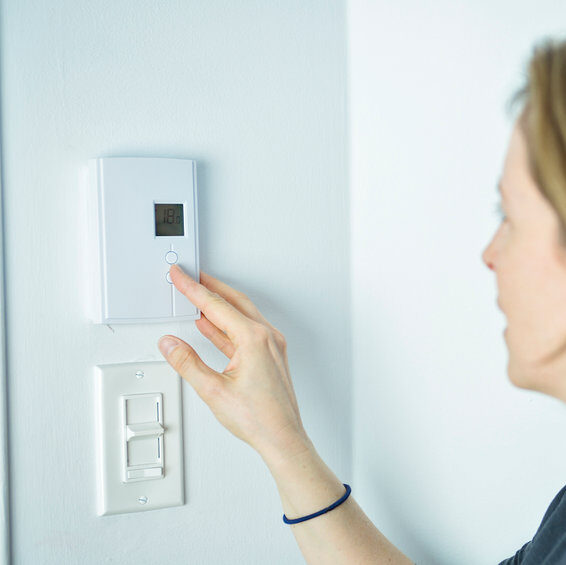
[199,271,264,321]
[170,264,251,342]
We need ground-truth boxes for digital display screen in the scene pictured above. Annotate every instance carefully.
[155,203,185,236]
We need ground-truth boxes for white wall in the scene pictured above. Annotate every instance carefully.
[350,2,566,564]
[6,2,565,564]
[0,2,349,563]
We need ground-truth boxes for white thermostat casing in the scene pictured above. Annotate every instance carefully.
[86,157,201,324]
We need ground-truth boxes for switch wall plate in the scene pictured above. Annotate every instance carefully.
[94,361,184,516]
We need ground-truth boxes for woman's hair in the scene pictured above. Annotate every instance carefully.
[509,37,566,239]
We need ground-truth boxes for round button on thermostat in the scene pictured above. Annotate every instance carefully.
[166,271,173,284]
[165,251,178,265]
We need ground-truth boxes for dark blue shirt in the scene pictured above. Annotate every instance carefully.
[499,484,566,564]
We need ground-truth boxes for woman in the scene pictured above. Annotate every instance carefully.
[157,37,566,564]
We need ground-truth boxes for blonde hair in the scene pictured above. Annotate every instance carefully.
[510,37,566,239]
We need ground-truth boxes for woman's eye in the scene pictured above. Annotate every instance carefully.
[494,201,507,222]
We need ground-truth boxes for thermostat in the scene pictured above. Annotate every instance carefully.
[86,157,201,324]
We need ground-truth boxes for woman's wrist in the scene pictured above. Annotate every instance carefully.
[258,429,316,473]
[260,434,347,522]
[260,431,414,564]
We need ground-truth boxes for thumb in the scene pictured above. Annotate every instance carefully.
[158,335,226,403]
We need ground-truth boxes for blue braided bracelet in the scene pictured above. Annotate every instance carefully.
[283,483,352,524]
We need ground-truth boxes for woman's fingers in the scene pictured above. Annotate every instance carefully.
[199,270,264,321]
[158,267,307,460]
[158,335,228,405]
[169,264,251,343]
[172,266,282,361]
[195,312,236,358]
[194,271,297,412]
[199,270,282,336]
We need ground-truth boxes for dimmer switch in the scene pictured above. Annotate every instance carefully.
[122,393,164,482]
[94,361,184,516]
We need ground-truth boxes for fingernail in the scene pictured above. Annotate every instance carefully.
[159,336,179,356]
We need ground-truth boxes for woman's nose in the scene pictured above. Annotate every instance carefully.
[482,241,496,271]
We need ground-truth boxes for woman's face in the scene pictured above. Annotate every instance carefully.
[482,118,566,402]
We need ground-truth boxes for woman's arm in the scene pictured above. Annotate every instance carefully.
[158,265,414,564]
[262,436,413,564]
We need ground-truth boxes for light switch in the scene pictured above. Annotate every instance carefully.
[122,393,164,482]
[94,361,184,516]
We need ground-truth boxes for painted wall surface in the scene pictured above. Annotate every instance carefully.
[0,2,348,563]
[349,2,566,564]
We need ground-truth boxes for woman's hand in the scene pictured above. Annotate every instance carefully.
[158,266,414,565]
[158,264,313,468]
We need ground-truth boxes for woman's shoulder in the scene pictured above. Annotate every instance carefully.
[498,483,566,564]
[537,483,566,530]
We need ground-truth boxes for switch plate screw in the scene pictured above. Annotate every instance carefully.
[138,496,148,505]
[135,371,144,379]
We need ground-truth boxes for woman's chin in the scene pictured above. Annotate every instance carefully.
[506,358,529,390]
[505,341,531,391]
